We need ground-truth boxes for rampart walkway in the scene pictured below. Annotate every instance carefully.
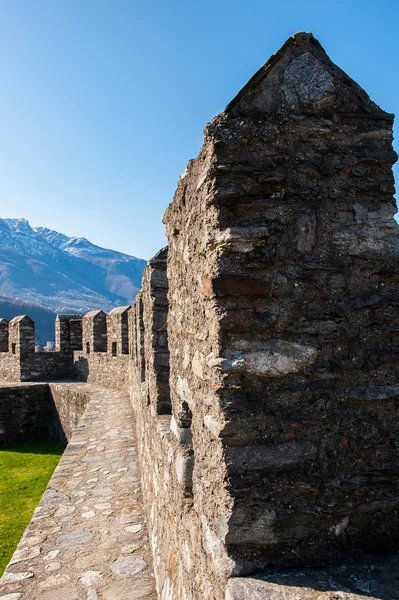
[0,384,157,600]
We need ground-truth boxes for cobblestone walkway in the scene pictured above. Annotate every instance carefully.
[0,384,157,600]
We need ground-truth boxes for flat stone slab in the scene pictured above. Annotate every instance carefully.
[0,383,157,600]
[226,555,399,599]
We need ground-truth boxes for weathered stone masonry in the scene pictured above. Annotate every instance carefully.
[1,32,399,600]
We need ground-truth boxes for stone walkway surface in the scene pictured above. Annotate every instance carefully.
[0,383,157,600]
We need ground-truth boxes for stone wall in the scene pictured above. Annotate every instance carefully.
[49,383,92,444]
[130,254,198,600]
[55,314,82,353]
[0,384,54,446]
[141,248,171,416]
[1,31,399,600]
[0,318,8,352]
[0,316,74,382]
[144,31,398,598]
[0,353,20,382]
[20,352,73,382]
[82,310,107,353]
[107,306,130,355]
[0,383,93,447]
[73,352,130,390]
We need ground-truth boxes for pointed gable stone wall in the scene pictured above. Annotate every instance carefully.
[164,31,399,581]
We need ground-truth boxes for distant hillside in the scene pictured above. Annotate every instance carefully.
[0,218,147,313]
[0,296,57,343]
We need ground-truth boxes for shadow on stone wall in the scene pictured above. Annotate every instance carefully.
[0,383,92,449]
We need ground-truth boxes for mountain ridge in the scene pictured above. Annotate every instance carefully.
[0,218,146,313]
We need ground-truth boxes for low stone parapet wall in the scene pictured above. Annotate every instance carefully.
[0,383,53,446]
[0,354,20,382]
[0,381,92,447]
[48,383,92,445]
[73,352,130,390]
[131,387,199,600]
[20,353,72,382]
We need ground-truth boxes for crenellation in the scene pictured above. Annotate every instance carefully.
[1,33,399,600]
[69,317,83,350]
[106,305,131,356]
[55,314,83,353]
[142,247,171,415]
[8,315,35,356]
[82,309,107,353]
[0,318,9,352]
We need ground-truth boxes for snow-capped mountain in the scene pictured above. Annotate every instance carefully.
[0,218,146,313]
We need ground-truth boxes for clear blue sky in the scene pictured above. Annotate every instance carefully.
[0,0,398,259]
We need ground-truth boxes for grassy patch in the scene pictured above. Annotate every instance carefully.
[0,441,63,576]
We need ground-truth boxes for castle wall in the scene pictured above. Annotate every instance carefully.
[0,319,9,352]
[130,259,198,600]
[0,384,55,446]
[107,306,130,355]
[1,33,399,600]
[142,248,171,416]
[49,383,92,444]
[163,31,399,585]
[0,352,74,383]
[20,352,73,381]
[0,354,21,382]
[73,351,130,390]
[0,315,73,382]
[56,314,82,353]
[82,310,107,353]
[0,383,94,447]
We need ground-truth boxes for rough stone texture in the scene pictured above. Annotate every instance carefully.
[0,382,91,447]
[0,309,126,384]
[82,310,107,354]
[69,318,83,351]
[19,353,73,382]
[1,31,399,600]
[8,316,34,358]
[226,557,399,599]
[74,352,130,391]
[0,349,72,383]
[0,319,9,353]
[107,306,130,356]
[49,383,92,444]
[129,252,207,600]
[0,316,74,382]
[0,384,156,600]
[56,315,82,353]
[0,354,20,382]
[0,384,54,446]
[141,248,171,415]
[162,30,399,595]
[129,296,145,385]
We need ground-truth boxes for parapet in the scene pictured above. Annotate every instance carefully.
[0,319,9,352]
[1,32,399,600]
[8,315,35,356]
[82,310,107,353]
[161,29,399,592]
[106,306,131,356]
[141,246,171,415]
[56,314,83,353]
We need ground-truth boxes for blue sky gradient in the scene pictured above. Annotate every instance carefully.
[0,0,398,259]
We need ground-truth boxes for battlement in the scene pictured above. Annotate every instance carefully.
[0,307,139,384]
[55,314,83,353]
[1,33,399,600]
[107,305,130,355]
[0,318,8,352]
[82,309,107,353]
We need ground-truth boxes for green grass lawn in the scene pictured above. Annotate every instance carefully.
[0,441,63,576]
